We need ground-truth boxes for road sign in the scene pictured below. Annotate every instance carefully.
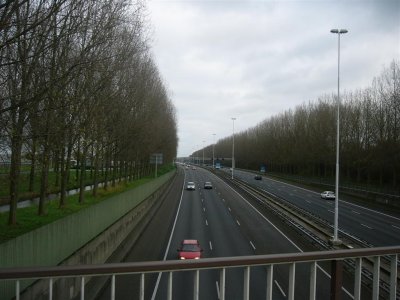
[150,153,163,178]
[150,153,163,164]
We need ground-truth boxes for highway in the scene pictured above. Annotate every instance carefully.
[158,166,353,299]
[227,168,400,247]
[97,166,369,299]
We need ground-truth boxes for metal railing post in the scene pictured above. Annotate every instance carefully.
[111,275,115,300]
[167,272,173,300]
[49,278,53,300]
[140,273,145,300]
[16,280,20,300]
[354,258,362,300]
[194,270,199,300]
[330,260,343,300]
[309,262,317,300]
[243,266,250,300]
[80,277,85,300]
[373,256,380,300]
[390,255,398,300]
[266,265,273,300]
[288,263,295,300]
[219,268,226,300]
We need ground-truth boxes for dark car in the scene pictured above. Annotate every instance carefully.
[204,181,213,189]
[177,240,203,259]
[254,175,262,180]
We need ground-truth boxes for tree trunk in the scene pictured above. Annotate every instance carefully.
[104,145,109,191]
[76,139,80,184]
[8,132,23,225]
[112,148,117,187]
[92,143,100,197]
[79,141,87,203]
[54,149,60,187]
[38,143,50,216]
[28,140,37,193]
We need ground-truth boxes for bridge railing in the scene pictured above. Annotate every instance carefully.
[0,246,399,300]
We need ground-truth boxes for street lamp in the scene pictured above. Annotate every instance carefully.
[213,133,215,169]
[212,133,216,168]
[231,117,236,179]
[202,140,205,165]
[330,28,348,244]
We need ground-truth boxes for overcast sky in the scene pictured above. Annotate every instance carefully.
[147,0,400,157]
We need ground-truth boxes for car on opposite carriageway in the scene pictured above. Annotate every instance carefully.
[321,191,335,200]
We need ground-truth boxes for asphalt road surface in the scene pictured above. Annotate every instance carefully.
[226,168,400,247]
[97,166,361,299]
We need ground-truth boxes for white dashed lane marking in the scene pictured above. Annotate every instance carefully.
[250,241,256,250]
[361,223,373,229]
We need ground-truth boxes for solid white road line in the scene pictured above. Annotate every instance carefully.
[150,174,186,300]
[361,223,373,229]
[352,210,360,215]
[392,225,400,230]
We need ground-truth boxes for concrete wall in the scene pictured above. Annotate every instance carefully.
[0,171,175,300]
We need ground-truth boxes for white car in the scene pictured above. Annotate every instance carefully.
[186,182,195,190]
[321,191,335,200]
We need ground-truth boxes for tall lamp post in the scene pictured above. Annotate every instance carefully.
[231,117,236,179]
[212,133,216,168]
[202,140,205,165]
[330,28,348,244]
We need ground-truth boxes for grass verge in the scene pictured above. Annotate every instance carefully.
[0,165,175,244]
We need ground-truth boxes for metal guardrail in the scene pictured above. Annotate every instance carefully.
[264,172,400,199]
[213,169,400,298]
[231,176,371,249]
[0,247,399,300]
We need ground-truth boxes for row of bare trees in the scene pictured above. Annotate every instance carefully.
[0,0,178,225]
[200,61,399,192]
